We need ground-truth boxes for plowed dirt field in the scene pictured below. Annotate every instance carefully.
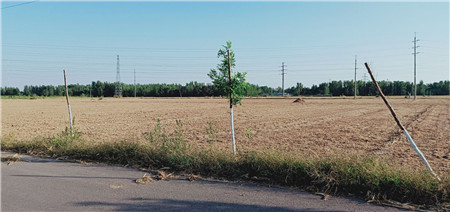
[1,97,449,176]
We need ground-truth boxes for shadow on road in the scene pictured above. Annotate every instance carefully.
[74,198,346,212]
[12,174,136,180]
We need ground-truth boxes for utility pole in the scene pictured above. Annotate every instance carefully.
[354,55,357,99]
[412,32,420,100]
[281,62,286,96]
[134,69,136,98]
[114,55,122,97]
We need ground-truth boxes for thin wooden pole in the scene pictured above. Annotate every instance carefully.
[364,63,440,181]
[365,64,404,131]
[228,49,236,155]
[63,69,74,137]
[134,69,137,98]
[227,50,233,109]
[354,55,357,99]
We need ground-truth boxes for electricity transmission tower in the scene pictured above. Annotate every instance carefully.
[362,73,368,82]
[354,55,358,99]
[134,69,136,98]
[412,32,420,100]
[281,62,286,96]
[114,55,122,97]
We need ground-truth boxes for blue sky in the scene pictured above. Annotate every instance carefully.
[1,1,449,89]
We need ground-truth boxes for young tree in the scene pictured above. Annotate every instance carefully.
[208,41,248,154]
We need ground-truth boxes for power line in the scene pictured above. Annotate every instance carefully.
[1,0,39,10]
[2,42,414,55]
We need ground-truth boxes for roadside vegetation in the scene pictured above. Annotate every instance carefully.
[2,121,448,210]
[2,41,448,209]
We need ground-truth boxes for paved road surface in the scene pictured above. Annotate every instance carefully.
[1,152,404,211]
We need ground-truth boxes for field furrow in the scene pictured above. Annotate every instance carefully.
[2,97,449,176]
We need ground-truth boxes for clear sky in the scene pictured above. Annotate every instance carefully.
[1,1,449,89]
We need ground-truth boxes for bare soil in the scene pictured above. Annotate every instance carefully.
[1,96,449,176]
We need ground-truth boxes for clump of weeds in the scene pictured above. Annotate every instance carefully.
[1,119,448,210]
[244,128,255,138]
[206,121,218,143]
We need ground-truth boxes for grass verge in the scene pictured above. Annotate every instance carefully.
[1,125,448,210]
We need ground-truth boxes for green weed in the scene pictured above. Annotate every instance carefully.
[206,121,218,143]
[1,120,448,209]
[244,128,255,138]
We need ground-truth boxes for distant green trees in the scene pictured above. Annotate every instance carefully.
[287,83,303,96]
[426,81,450,95]
[286,80,449,96]
[1,87,20,96]
[2,80,449,97]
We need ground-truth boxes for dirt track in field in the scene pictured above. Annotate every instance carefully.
[1,97,449,176]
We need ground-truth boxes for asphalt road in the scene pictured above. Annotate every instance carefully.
[1,152,404,211]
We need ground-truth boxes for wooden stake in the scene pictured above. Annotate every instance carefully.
[364,63,440,181]
[63,69,74,137]
[364,64,404,131]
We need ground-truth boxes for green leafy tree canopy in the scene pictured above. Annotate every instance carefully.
[208,41,248,105]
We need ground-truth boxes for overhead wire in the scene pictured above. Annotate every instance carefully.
[1,0,39,10]
[3,42,447,87]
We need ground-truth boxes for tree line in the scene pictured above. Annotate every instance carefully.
[285,80,449,97]
[1,80,449,97]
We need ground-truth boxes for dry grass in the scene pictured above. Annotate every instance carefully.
[1,122,448,209]
[2,96,449,209]
[135,173,153,184]
[2,96,449,176]
[1,154,21,165]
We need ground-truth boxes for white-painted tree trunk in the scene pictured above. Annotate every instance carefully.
[403,129,440,181]
[68,104,73,136]
[230,107,236,155]
[364,63,440,181]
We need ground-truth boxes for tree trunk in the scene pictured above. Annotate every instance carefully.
[230,107,236,155]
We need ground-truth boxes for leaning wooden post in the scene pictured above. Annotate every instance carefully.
[364,63,440,181]
[63,69,74,137]
[228,49,236,155]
